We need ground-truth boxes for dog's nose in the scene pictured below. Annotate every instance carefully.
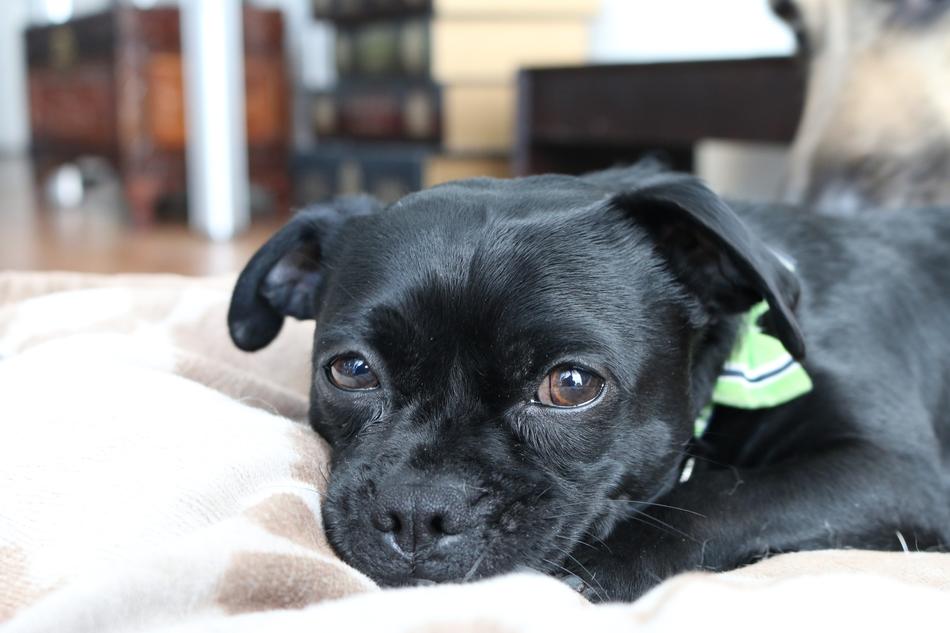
[372,481,473,556]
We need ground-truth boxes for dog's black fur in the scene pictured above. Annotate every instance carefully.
[228,165,950,601]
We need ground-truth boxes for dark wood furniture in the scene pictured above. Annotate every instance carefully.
[515,57,805,176]
[26,6,290,224]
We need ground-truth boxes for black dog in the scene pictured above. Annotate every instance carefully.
[228,165,950,601]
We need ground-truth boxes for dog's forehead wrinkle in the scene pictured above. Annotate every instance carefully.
[322,248,666,406]
[345,239,654,394]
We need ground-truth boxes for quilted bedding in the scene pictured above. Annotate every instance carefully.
[1,271,948,632]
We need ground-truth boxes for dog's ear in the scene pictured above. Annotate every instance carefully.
[612,174,806,359]
[228,195,381,352]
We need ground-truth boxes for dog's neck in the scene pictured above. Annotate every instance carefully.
[688,314,743,423]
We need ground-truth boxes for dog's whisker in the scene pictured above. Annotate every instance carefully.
[628,512,700,544]
[462,551,487,582]
[553,533,599,552]
[541,557,605,602]
[582,529,612,553]
[609,499,706,518]
[541,512,594,521]
[626,513,680,540]
[895,530,910,553]
[444,482,489,493]
[673,447,729,468]
[556,547,608,600]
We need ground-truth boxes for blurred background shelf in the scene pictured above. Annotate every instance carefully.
[0,0,810,275]
[25,5,290,226]
[297,0,600,205]
[294,142,509,205]
[312,0,603,22]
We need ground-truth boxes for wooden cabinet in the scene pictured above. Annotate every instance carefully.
[26,6,290,224]
[515,58,805,177]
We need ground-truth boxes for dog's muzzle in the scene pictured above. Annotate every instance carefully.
[361,473,486,584]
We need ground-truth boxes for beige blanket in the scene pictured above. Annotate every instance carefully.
[1,271,948,632]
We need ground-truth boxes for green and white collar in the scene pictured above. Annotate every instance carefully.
[693,301,812,439]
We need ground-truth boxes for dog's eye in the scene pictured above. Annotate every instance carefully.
[327,355,380,391]
[536,365,604,408]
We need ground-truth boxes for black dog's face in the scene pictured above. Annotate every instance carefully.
[228,170,802,586]
[307,189,696,585]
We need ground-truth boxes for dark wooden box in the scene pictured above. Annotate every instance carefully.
[515,57,805,176]
[26,6,290,223]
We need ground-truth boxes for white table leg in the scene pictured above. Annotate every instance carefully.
[180,0,250,241]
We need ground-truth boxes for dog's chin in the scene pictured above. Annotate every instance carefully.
[326,521,603,589]
[352,549,569,589]
[369,560,484,588]
[332,539,498,588]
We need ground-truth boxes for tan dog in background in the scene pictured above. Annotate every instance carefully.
[773,0,950,212]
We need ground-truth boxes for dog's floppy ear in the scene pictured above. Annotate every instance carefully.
[228,195,381,352]
[613,173,806,359]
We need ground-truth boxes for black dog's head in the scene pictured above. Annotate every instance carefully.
[228,167,802,586]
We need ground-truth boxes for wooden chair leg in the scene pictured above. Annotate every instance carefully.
[124,176,161,226]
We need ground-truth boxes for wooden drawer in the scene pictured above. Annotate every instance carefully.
[28,63,117,148]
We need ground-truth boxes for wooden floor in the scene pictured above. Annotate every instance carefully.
[0,157,283,276]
